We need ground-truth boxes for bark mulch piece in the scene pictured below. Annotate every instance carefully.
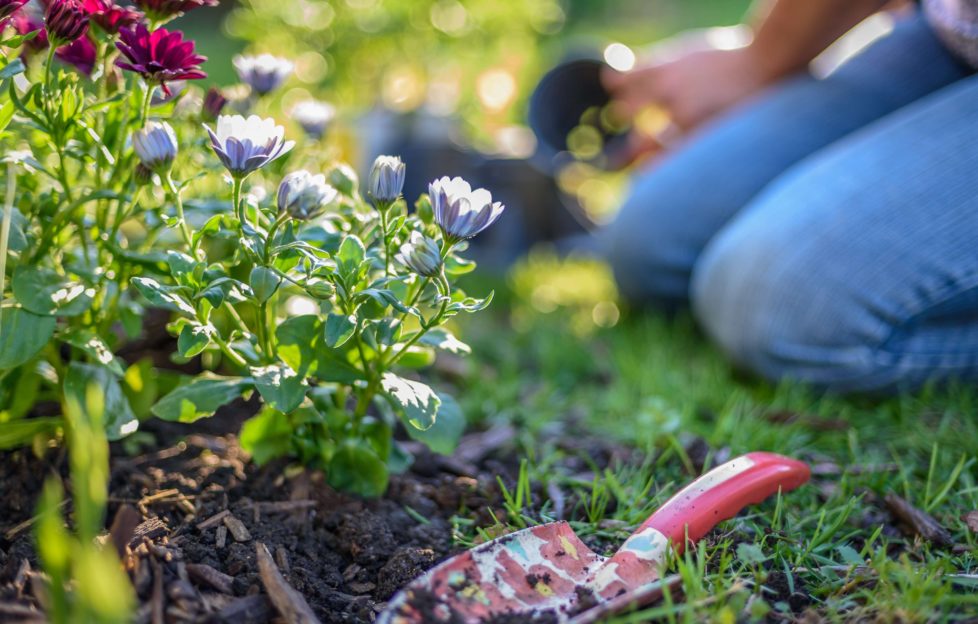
[884,493,954,548]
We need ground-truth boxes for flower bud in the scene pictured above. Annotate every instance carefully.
[132,121,178,174]
[327,163,358,197]
[45,0,89,46]
[368,155,405,204]
[201,87,227,121]
[133,162,154,186]
[304,279,335,299]
[395,231,442,278]
[277,170,338,221]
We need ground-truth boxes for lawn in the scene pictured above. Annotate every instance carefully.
[452,252,978,621]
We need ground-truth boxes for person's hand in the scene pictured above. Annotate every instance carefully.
[602,38,773,166]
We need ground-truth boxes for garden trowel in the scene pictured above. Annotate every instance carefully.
[379,452,809,624]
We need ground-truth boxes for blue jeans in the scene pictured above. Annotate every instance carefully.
[600,12,978,392]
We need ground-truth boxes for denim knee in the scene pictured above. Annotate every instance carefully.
[689,223,879,390]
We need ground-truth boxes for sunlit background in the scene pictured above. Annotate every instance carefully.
[177,0,749,232]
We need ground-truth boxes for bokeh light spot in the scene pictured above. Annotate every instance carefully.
[603,43,636,72]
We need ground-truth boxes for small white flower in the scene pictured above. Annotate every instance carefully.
[291,100,336,139]
[277,170,339,220]
[233,54,294,96]
[429,176,504,242]
[396,231,442,277]
[369,155,406,204]
[132,121,178,173]
[204,114,295,178]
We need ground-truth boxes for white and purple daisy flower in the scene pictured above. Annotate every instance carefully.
[204,114,294,179]
[429,176,505,243]
[132,121,178,173]
[290,100,336,139]
[233,54,294,96]
[396,231,442,277]
[277,170,338,221]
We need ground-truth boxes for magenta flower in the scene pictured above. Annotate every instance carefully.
[56,34,96,75]
[133,0,216,21]
[45,0,89,45]
[115,24,207,96]
[0,0,27,27]
[82,0,141,34]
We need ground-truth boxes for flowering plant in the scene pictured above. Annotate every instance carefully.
[0,1,502,496]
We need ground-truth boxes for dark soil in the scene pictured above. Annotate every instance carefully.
[0,404,520,624]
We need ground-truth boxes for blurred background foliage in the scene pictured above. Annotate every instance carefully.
[177,0,749,224]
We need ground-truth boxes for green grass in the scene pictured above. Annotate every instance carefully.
[452,251,978,622]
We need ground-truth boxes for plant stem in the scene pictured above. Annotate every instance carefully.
[232,177,245,227]
[378,205,391,276]
[263,213,289,262]
[165,174,194,255]
[43,46,56,96]
[0,163,16,335]
[385,272,450,367]
[141,83,153,125]
[212,330,248,368]
[223,300,250,336]
[257,300,274,361]
[107,186,142,245]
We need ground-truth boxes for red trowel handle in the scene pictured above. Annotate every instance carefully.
[638,452,809,554]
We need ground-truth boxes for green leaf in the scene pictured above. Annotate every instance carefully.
[0,206,28,252]
[151,375,252,423]
[837,544,864,566]
[355,288,419,317]
[0,57,25,80]
[178,323,213,358]
[419,327,471,354]
[381,372,441,430]
[251,363,307,413]
[406,393,465,455]
[249,266,282,303]
[61,329,125,375]
[167,251,198,281]
[0,307,57,369]
[276,315,365,384]
[0,417,61,450]
[446,290,494,314]
[122,358,157,419]
[63,363,139,441]
[324,313,356,348]
[239,406,294,465]
[395,345,436,369]
[336,235,366,279]
[327,439,389,497]
[0,100,14,134]
[370,318,402,347]
[12,266,94,317]
[444,254,477,276]
[736,543,767,565]
[192,214,226,249]
[131,277,196,316]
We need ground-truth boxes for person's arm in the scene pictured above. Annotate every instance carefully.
[747,0,890,81]
[602,0,891,160]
